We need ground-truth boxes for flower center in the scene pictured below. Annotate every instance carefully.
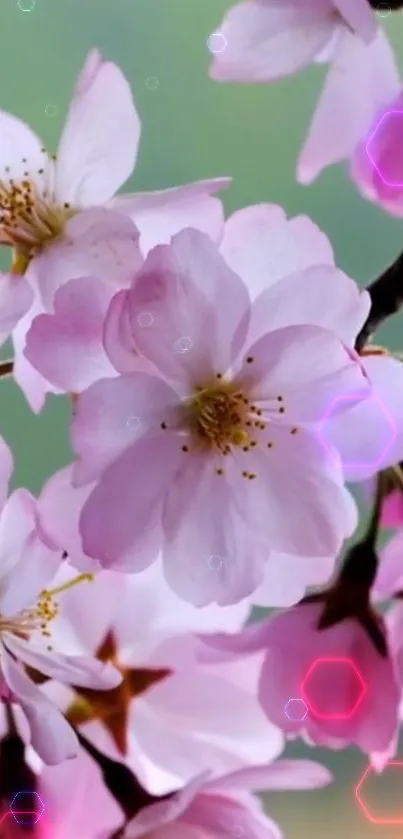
[0,572,94,649]
[183,378,261,454]
[0,151,75,266]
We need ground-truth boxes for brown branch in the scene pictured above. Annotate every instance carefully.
[355,251,403,352]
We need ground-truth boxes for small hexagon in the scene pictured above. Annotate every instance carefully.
[356,762,403,824]
[284,698,308,722]
[366,110,403,187]
[300,657,367,720]
[318,393,396,471]
[10,791,45,825]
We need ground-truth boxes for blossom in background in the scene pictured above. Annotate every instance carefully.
[0,48,229,409]
[209,0,400,183]
[30,560,283,794]
[121,761,332,839]
[199,593,401,764]
[32,752,332,839]
[351,87,403,215]
[0,437,121,765]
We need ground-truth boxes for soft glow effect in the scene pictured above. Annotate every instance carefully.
[300,657,367,720]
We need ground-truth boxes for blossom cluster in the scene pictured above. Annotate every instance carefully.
[1,2,403,835]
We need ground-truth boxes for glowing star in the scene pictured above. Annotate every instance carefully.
[356,761,403,824]
[365,110,403,187]
[10,792,45,826]
[284,698,308,722]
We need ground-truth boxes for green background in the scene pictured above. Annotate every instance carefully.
[1,1,403,836]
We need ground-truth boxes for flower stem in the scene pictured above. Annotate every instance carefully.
[356,251,403,352]
[0,360,14,379]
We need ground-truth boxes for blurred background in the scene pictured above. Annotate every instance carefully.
[1,1,403,836]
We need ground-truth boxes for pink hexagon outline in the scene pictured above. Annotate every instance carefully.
[356,761,403,824]
[365,110,403,188]
[284,697,308,722]
[300,656,367,720]
[318,392,397,470]
[10,791,45,825]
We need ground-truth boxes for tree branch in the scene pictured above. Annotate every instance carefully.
[355,250,403,352]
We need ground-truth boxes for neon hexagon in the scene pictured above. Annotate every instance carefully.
[284,698,308,722]
[318,393,397,470]
[10,791,45,825]
[366,110,403,188]
[300,657,367,720]
[356,762,403,824]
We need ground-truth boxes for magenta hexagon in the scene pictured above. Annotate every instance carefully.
[318,393,396,470]
[284,697,308,722]
[300,657,367,720]
[10,791,45,825]
[366,110,403,188]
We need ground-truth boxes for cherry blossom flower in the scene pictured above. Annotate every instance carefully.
[121,760,332,839]
[0,437,122,765]
[64,226,373,606]
[209,0,400,183]
[0,48,229,410]
[351,88,403,216]
[26,559,283,794]
[200,597,401,762]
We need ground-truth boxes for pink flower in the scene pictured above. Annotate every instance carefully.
[30,558,283,794]
[122,760,332,839]
[201,599,401,761]
[0,437,122,765]
[1,48,229,410]
[209,0,400,183]
[65,226,371,605]
[351,88,403,215]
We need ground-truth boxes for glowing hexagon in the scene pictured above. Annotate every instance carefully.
[366,110,403,187]
[284,698,308,722]
[10,791,45,825]
[300,657,367,720]
[356,762,403,824]
[318,393,396,471]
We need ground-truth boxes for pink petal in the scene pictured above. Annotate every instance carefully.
[123,229,250,387]
[71,373,181,485]
[112,178,231,254]
[37,466,101,574]
[5,634,122,689]
[252,550,336,608]
[0,436,13,511]
[0,272,33,346]
[220,205,334,300]
[0,111,53,192]
[79,432,183,569]
[247,265,370,347]
[206,759,332,792]
[209,0,336,82]
[25,276,117,393]
[231,425,358,557]
[55,52,141,206]
[183,791,281,839]
[323,354,403,481]
[33,207,143,310]
[125,774,208,839]
[162,454,267,606]
[0,489,61,616]
[298,28,400,184]
[333,0,377,42]
[1,649,78,764]
[12,293,63,413]
[239,324,370,424]
[374,532,403,601]
[103,289,157,374]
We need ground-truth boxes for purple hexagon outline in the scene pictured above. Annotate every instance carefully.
[318,392,397,470]
[10,791,45,825]
[366,110,403,188]
[284,697,308,722]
